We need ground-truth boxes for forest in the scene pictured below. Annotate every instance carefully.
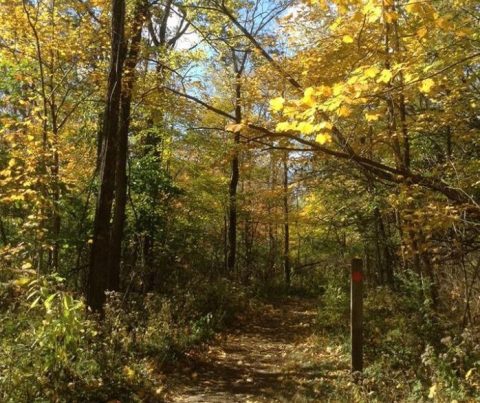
[0,0,479,401]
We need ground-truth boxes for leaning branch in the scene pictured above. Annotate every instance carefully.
[213,3,477,206]
[164,86,474,205]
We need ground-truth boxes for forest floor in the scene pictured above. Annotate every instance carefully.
[161,297,352,402]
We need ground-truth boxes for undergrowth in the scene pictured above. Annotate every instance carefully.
[316,269,480,401]
[0,265,248,402]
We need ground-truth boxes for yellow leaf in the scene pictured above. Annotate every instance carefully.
[283,105,297,117]
[8,158,16,168]
[316,121,333,130]
[342,35,354,44]
[428,384,437,399]
[276,121,295,132]
[302,87,316,107]
[404,72,415,83]
[297,122,315,134]
[337,105,352,117]
[466,368,475,379]
[14,277,31,287]
[347,75,359,85]
[333,83,343,96]
[22,262,32,270]
[363,2,382,23]
[435,16,452,30]
[329,17,342,31]
[455,28,473,38]
[225,123,244,133]
[385,11,398,23]
[405,3,422,15]
[315,133,331,145]
[364,66,380,79]
[270,97,285,112]
[7,194,25,202]
[365,112,381,122]
[324,97,342,112]
[419,78,435,94]
[123,366,135,379]
[417,27,428,39]
[377,69,393,84]
[316,85,332,98]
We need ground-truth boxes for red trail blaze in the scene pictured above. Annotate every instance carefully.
[352,271,363,283]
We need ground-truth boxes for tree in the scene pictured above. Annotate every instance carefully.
[87,0,127,311]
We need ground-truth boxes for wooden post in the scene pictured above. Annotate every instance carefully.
[351,257,363,372]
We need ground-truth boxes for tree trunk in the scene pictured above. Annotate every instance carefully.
[109,0,147,291]
[227,69,242,273]
[266,150,277,281]
[283,151,291,287]
[87,0,126,311]
[227,141,239,273]
[374,207,394,288]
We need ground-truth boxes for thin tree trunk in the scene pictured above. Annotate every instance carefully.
[283,151,290,287]
[266,150,277,280]
[391,0,410,169]
[0,215,8,246]
[49,88,61,271]
[374,207,394,287]
[227,65,243,273]
[382,1,403,169]
[224,212,228,272]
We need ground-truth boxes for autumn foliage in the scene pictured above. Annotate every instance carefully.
[0,0,479,400]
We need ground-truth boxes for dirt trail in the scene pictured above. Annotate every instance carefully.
[163,297,349,402]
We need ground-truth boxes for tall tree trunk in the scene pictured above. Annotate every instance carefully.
[227,143,239,273]
[109,0,147,291]
[283,151,291,287]
[391,0,410,169]
[383,4,403,170]
[374,207,394,288]
[87,0,126,311]
[49,97,60,271]
[0,215,8,246]
[227,68,242,273]
[224,212,228,272]
[266,150,277,281]
[48,3,60,272]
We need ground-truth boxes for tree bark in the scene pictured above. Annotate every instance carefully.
[266,150,277,280]
[227,136,240,273]
[87,0,126,311]
[227,61,244,273]
[283,151,291,287]
[374,207,394,287]
[109,0,147,291]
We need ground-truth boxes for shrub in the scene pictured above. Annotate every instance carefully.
[0,267,248,402]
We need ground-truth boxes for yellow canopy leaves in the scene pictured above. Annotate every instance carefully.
[315,133,331,145]
[377,69,393,84]
[419,78,435,94]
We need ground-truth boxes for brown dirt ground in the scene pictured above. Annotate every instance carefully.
[161,297,350,402]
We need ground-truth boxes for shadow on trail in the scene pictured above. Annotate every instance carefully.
[163,297,349,402]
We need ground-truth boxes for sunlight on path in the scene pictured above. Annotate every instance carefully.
[164,298,349,402]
